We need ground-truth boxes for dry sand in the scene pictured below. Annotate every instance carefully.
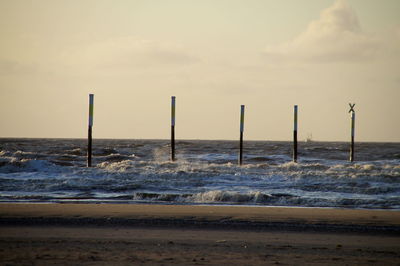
[0,203,399,265]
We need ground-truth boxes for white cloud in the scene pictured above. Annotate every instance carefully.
[264,0,379,63]
[59,37,199,72]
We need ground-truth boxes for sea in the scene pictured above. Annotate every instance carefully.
[0,138,399,209]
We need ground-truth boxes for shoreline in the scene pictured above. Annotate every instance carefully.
[1,203,400,233]
[5,201,400,210]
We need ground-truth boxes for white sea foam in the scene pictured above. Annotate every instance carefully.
[97,160,134,172]
[189,190,271,204]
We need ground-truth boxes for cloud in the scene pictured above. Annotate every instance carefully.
[0,59,36,76]
[60,37,199,71]
[264,0,379,63]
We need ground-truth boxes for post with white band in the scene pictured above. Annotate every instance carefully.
[239,105,245,165]
[293,105,298,162]
[87,94,94,167]
[171,96,176,162]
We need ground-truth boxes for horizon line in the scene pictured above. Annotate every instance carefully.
[0,136,399,144]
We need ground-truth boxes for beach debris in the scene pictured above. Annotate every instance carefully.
[215,240,227,243]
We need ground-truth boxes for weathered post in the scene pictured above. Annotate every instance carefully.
[171,96,176,162]
[293,105,298,162]
[239,105,245,165]
[87,94,94,167]
[349,103,355,162]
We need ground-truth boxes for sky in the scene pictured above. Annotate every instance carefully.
[0,0,399,141]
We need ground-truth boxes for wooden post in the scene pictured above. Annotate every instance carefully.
[293,105,298,162]
[239,105,245,165]
[349,103,355,162]
[171,96,176,162]
[87,94,94,167]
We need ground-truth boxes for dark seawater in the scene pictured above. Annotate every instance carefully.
[0,138,399,209]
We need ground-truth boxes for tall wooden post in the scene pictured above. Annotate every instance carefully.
[293,105,298,162]
[87,94,94,167]
[171,96,176,162]
[349,103,355,162]
[239,105,245,165]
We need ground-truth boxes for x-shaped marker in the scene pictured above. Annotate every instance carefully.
[348,103,355,113]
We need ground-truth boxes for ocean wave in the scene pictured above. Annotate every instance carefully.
[189,190,272,203]
[1,139,400,209]
[102,153,135,162]
[97,160,135,172]
[66,148,85,156]
[0,158,58,173]
[93,148,119,156]
[98,190,400,209]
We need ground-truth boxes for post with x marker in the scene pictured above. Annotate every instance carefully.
[349,103,356,162]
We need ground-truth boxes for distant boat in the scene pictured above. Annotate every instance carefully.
[305,133,313,143]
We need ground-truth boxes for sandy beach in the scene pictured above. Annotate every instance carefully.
[1,203,400,265]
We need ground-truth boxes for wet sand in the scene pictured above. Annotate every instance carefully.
[1,203,399,265]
